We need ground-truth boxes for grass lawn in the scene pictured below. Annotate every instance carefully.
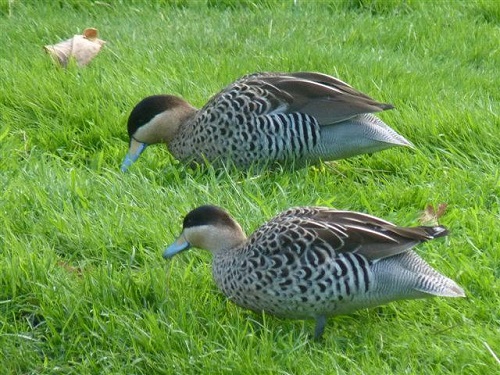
[1,0,499,373]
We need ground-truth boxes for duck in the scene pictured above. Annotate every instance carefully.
[163,205,465,339]
[121,72,412,172]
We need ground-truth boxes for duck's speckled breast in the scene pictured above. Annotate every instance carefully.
[168,83,320,168]
[211,242,382,320]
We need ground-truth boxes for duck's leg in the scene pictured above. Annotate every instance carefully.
[313,315,327,340]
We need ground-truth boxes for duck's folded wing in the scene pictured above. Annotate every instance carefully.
[254,73,394,125]
[197,72,393,129]
[262,207,448,262]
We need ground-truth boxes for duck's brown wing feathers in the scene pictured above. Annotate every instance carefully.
[242,72,394,125]
[256,207,448,262]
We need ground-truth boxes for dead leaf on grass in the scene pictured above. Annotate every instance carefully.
[420,203,448,226]
[44,28,106,67]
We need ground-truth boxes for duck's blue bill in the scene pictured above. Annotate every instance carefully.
[163,235,191,259]
[120,140,147,172]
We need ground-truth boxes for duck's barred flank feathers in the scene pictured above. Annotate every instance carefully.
[164,205,465,338]
[122,72,413,171]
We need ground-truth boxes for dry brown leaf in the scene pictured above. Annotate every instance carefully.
[44,28,106,67]
[57,260,83,276]
[420,203,448,225]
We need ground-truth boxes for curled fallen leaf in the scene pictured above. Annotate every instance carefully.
[44,28,106,67]
[420,203,448,225]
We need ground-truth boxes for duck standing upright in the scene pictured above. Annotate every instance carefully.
[121,72,412,171]
[163,205,465,339]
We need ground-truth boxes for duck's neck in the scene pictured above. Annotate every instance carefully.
[212,227,247,254]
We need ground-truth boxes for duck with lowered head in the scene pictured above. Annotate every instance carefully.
[163,205,465,339]
[121,72,412,171]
